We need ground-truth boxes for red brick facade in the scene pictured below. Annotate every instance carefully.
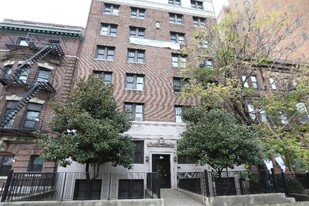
[76,0,216,122]
[0,19,83,173]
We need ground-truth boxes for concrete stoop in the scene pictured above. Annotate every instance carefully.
[206,193,295,206]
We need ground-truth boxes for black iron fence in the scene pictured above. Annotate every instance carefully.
[0,171,160,202]
[177,169,309,199]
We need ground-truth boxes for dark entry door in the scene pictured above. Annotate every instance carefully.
[152,154,171,188]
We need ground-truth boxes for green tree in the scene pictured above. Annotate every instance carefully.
[181,1,309,169]
[34,76,135,175]
[177,108,260,176]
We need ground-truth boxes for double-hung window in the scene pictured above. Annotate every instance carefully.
[124,103,144,121]
[129,27,145,38]
[191,0,203,9]
[296,102,309,123]
[133,141,144,164]
[128,49,145,63]
[23,103,41,130]
[269,77,277,90]
[169,13,183,24]
[3,65,12,79]
[4,101,16,128]
[104,3,120,15]
[242,75,258,89]
[0,156,14,176]
[170,32,186,45]
[173,77,188,92]
[28,155,44,172]
[172,53,187,68]
[168,0,181,6]
[126,74,144,90]
[200,59,213,68]
[100,23,117,36]
[36,68,51,82]
[93,71,113,85]
[131,7,145,19]
[193,17,206,27]
[175,106,184,123]
[247,103,256,121]
[96,46,115,60]
[19,65,30,83]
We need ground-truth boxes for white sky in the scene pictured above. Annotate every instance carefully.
[0,0,228,27]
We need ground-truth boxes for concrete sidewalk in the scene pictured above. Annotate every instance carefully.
[161,189,204,206]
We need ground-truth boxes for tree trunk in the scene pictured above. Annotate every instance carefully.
[85,162,92,200]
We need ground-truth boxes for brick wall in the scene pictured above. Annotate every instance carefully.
[76,0,216,122]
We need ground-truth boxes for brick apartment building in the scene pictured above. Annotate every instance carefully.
[220,0,309,63]
[0,19,83,178]
[56,0,236,189]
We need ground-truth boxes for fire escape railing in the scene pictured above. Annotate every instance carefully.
[0,34,64,128]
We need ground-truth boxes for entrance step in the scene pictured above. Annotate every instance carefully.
[161,189,204,206]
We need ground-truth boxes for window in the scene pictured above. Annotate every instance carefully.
[73,179,102,200]
[131,7,145,19]
[172,53,187,68]
[250,76,258,88]
[247,104,256,121]
[23,103,41,129]
[175,106,184,123]
[36,68,51,82]
[200,59,213,68]
[118,179,144,199]
[4,101,16,128]
[103,3,120,15]
[295,18,302,28]
[173,77,188,92]
[19,65,30,83]
[170,32,185,45]
[124,103,144,121]
[259,108,268,122]
[96,46,115,60]
[133,141,144,163]
[242,75,258,89]
[129,27,145,38]
[28,155,44,172]
[126,74,144,90]
[94,71,112,85]
[169,13,183,24]
[302,33,308,41]
[3,65,12,78]
[168,0,181,6]
[0,156,14,176]
[279,112,288,125]
[191,0,203,9]
[128,49,145,63]
[100,23,117,36]
[269,77,277,90]
[193,17,206,27]
[17,38,28,46]
[296,102,309,123]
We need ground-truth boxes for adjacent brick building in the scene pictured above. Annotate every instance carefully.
[0,19,83,177]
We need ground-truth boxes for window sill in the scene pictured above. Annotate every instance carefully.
[130,17,145,20]
[95,58,114,62]
[0,176,8,180]
[99,34,117,37]
[103,13,119,16]
[125,89,145,91]
[127,62,145,64]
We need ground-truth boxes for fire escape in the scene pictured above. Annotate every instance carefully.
[0,33,65,128]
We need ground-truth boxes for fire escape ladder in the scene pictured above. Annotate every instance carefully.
[0,45,53,86]
[0,83,42,128]
[13,46,53,81]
